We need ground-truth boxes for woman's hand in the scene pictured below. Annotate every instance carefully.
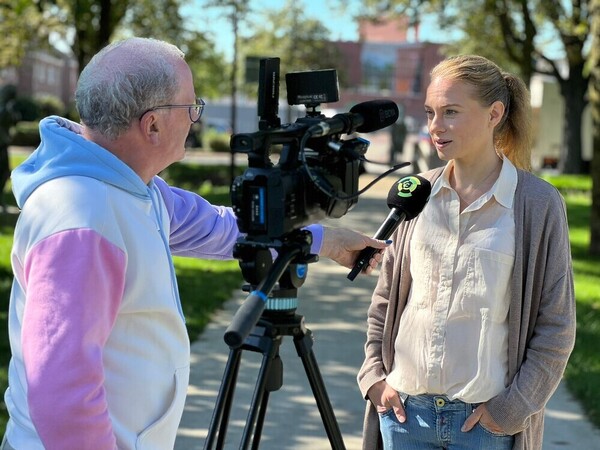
[462,403,506,434]
[367,380,406,423]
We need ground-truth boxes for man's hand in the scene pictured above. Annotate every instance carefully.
[462,403,506,434]
[367,380,406,423]
[320,227,389,274]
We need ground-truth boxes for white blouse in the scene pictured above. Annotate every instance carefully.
[386,157,518,403]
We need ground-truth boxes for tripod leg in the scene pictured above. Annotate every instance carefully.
[240,337,283,450]
[250,389,270,450]
[204,347,243,450]
[294,327,347,450]
[250,354,283,450]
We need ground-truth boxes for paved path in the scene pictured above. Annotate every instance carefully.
[175,173,600,449]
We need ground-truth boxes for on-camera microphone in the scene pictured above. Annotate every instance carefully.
[347,175,431,281]
[308,99,399,137]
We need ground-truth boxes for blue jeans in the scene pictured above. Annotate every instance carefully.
[379,394,514,450]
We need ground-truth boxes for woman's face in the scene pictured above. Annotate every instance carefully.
[424,77,500,164]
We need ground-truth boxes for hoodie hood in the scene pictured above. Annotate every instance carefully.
[12,116,150,208]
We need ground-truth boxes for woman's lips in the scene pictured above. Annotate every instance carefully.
[434,138,452,149]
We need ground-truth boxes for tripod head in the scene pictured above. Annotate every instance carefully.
[224,229,319,348]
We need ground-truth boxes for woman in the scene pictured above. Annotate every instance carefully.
[358,54,576,450]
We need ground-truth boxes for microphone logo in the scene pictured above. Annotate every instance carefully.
[396,175,423,198]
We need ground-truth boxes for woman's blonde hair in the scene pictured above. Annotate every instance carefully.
[431,55,532,171]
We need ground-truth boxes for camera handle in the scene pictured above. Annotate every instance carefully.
[204,231,347,450]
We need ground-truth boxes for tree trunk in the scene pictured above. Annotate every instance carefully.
[590,0,600,256]
[0,145,9,209]
[558,64,587,174]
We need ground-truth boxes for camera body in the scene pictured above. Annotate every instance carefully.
[230,58,368,241]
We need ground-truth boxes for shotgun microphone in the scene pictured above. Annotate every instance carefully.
[307,99,399,137]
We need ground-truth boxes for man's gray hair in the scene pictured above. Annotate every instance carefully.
[75,37,185,140]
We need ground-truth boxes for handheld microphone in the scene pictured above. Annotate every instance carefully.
[307,99,399,137]
[347,175,431,281]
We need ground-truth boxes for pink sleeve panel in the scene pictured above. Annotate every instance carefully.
[22,229,126,450]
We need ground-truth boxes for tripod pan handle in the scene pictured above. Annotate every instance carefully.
[224,291,267,348]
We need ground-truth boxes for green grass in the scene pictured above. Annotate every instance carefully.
[560,190,600,428]
[174,256,242,341]
[0,228,15,433]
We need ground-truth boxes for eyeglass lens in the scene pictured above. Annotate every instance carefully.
[190,100,204,123]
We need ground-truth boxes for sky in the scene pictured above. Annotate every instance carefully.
[183,0,448,61]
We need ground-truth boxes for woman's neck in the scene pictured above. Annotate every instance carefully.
[451,153,503,209]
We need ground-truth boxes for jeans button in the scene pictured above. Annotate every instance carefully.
[435,397,446,407]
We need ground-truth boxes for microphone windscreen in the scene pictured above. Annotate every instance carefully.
[350,100,399,133]
[386,175,432,220]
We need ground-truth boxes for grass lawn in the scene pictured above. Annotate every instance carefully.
[560,193,600,427]
[537,174,600,427]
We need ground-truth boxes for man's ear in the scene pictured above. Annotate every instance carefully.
[139,112,161,145]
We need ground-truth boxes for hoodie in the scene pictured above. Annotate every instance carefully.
[4,116,323,449]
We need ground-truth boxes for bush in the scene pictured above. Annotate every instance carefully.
[63,102,80,122]
[202,128,231,153]
[12,97,40,121]
[37,95,65,118]
[208,135,230,153]
[161,163,245,192]
[10,121,40,147]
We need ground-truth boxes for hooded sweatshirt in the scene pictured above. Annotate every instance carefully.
[4,116,323,449]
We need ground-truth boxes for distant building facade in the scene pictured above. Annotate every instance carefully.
[331,17,445,129]
[0,50,78,107]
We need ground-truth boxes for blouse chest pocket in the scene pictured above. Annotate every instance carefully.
[457,248,514,322]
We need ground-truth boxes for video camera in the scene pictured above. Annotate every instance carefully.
[223,57,401,348]
[230,57,399,241]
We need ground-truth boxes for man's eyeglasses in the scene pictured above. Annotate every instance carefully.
[140,97,205,123]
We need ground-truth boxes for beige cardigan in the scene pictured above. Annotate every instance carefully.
[357,168,576,450]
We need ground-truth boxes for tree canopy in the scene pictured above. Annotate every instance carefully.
[361,0,591,174]
[0,0,230,98]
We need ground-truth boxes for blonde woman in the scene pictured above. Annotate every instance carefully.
[358,55,576,450]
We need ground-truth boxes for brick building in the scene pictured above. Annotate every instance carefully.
[0,50,78,107]
[332,17,444,128]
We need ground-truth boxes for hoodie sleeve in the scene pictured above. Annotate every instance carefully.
[154,177,241,259]
[21,229,125,450]
[154,177,324,259]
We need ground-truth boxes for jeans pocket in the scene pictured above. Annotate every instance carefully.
[477,421,510,437]
[378,408,396,418]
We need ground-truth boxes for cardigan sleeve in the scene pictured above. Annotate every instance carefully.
[357,244,395,399]
[485,179,576,435]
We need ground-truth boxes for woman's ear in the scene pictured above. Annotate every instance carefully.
[489,100,505,128]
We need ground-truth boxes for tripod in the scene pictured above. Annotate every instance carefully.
[203,231,347,450]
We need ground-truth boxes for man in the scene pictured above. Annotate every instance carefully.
[2,37,386,449]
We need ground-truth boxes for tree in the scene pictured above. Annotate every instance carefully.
[590,0,600,256]
[69,0,130,69]
[240,0,344,115]
[0,85,20,209]
[1,0,229,198]
[0,0,66,69]
[361,0,590,174]
[119,0,230,99]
